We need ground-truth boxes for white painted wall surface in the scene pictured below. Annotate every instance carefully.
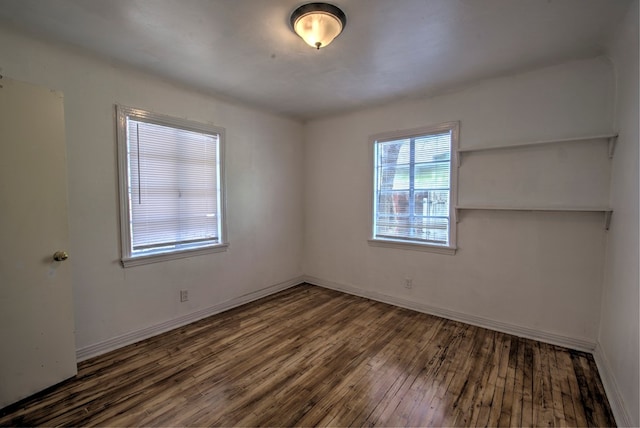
[0,25,304,352]
[598,1,639,426]
[304,58,614,345]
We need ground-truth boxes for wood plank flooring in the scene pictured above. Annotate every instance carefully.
[0,284,615,427]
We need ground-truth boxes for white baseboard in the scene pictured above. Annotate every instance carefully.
[76,276,305,362]
[76,275,627,422]
[304,275,596,352]
[593,343,633,427]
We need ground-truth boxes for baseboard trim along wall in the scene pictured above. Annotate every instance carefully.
[593,343,633,427]
[79,274,597,361]
[76,275,627,421]
[76,276,305,362]
[304,275,596,353]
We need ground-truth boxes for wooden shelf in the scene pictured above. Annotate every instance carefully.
[455,133,617,230]
[455,205,613,230]
[455,205,611,212]
[457,133,618,159]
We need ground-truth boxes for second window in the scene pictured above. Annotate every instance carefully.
[371,122,459,250]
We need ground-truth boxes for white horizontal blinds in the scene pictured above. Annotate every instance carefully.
[374,131,452,245]
[127,118,220,253]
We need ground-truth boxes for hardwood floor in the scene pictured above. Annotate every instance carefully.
[0,284,615,427]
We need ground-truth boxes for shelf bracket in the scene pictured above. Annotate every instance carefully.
[604,210,613,231]
[608,135,618,159]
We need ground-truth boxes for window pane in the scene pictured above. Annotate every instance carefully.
[375,189,408,232]
[127,117,220,254]
[377,165,410,190]
[415,133,451,163]
[414,162,450,189]
[413,217,449,244]
[415,190,449,217]
[375,216,449,245]
[378,139,410,166]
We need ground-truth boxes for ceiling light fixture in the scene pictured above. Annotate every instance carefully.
[290,3,346,50]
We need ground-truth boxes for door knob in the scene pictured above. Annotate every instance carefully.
[53,251,69,261]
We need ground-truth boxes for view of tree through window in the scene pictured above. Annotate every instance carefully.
[372,125,456,247]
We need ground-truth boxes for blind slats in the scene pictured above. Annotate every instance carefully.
[127,118,221,254]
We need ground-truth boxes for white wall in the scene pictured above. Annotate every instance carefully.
[304,57,615,347]
[598,1,639,426]
[0,24,305,353]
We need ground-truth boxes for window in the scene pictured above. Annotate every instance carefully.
[370,122,459,254]
[116,106,227,267]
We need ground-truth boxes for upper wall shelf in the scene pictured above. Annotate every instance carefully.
[457,133,618,161]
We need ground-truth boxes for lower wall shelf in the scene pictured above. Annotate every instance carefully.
[455,205,613,230]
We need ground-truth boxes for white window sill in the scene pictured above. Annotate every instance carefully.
[121,243,229,267]
[367,239,457,255]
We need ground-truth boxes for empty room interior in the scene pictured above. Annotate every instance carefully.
[0,0,638,426]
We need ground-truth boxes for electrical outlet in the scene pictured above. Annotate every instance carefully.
[180,290,189,302]
[405,278,413,289]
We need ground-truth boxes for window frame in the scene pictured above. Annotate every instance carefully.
[368,121,459,255]
[116,105,228,267]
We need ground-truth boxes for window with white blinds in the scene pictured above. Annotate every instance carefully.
[116,106,227,266]
[371,122,459,252]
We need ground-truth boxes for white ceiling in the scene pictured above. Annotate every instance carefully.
[0,0,631,120]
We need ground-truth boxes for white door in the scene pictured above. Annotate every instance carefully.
[0,78,77,409]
